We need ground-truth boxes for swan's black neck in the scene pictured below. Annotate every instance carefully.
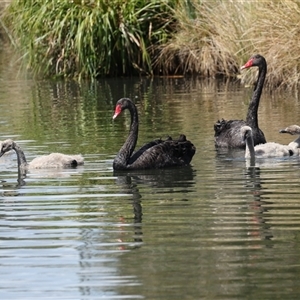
[113,101,139,169]
[246,60,267,129]
[13,142,28,168]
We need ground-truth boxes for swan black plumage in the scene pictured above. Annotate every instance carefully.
[214,54,267,148]
[112,98,196,170]
[0,139,84,169]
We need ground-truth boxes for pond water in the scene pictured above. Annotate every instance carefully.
[1,54,300,299]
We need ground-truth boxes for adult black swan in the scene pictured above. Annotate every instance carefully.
[112,98,196,170]
[214,54,267,148]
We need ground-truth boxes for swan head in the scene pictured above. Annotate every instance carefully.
[241,126,253,142]
[241,54,266,70]
[279,125,300,135]
[0,139,16,158]
[113,98,133,119]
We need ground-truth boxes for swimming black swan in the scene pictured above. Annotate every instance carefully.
[112,98,196,170]
[0,139,84,169]
[279,125,300,149]
[214,54,267,148]
[241,126,297,162]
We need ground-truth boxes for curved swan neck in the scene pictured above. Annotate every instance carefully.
[289,136,300,148]
[245,131,256,166]
[114,100,139,169]
[246,60,267,129]
[125,102,139,156]
[12,142,28,167]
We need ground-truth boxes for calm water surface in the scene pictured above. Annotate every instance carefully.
[1,59,300,299]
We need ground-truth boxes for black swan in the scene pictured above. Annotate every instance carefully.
[0,139,84,169]
[214,54,267,148]
[112,98,196,170]
[241,126,296,161]
[279,125,300,149]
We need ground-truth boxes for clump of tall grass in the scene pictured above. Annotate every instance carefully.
[156,0,300,89]
[154,1,245,78]
[238,0,300,90]
[4,0,176,79]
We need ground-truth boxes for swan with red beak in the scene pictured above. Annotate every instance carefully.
[214,54,267,149]
[112,98,196,170]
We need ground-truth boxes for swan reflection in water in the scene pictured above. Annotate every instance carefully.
[244,167,273,244]
[215,151,273,244]
[114,175,143,247]
[114,165,196,189]
[0,167,85,200]
[114,165,196,247]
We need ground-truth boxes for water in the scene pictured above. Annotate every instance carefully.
[1,59,300,299]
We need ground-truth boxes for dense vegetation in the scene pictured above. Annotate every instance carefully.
[3,0,300,88]
[3,0,177,79]
[158,0,300,89]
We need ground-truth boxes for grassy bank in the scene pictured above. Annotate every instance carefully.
[3,0,300,88]
[3,0,177,79]
[156,0,300,89]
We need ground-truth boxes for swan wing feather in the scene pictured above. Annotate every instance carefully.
[254,143,293,158]
[127,137,195,170]
[215,119,266,148]
[29,153,84,168]
[214,119,247,148]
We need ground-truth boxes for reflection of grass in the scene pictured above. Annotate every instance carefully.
[3,1,300,88]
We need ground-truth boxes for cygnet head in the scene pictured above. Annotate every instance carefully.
[241,126,253,142]
[0,139,16,157]
[279,125,300,135]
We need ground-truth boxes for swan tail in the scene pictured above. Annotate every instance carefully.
[214,120,248,148]
[214,118,228,135]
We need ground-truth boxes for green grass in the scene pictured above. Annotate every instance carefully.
[4,0,177,79]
